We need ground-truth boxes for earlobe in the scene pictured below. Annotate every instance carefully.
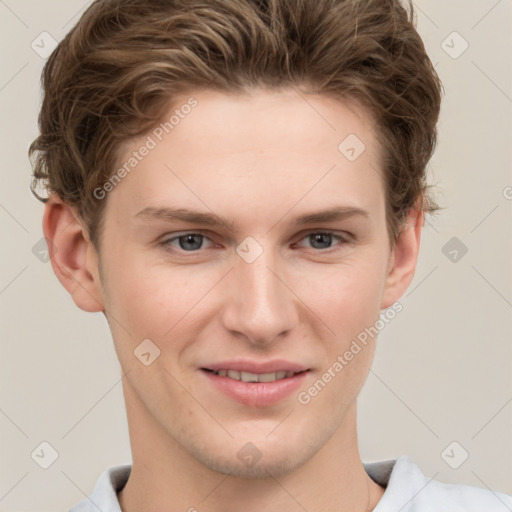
[42,195,105,313]
[380,207,423,310]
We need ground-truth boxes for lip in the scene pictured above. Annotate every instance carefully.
[200,360,310,407]
[204,359,309,374]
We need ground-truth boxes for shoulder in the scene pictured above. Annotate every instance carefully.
[423,477,512,511]
[69,464,131,512]
[364,456,512,512]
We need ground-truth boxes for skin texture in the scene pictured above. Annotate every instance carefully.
[43,87,422,512]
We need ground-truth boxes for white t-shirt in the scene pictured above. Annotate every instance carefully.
[69,456,512,511]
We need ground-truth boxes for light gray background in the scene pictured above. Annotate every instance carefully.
[0,1,511,510]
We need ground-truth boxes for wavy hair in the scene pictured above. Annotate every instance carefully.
[29,0,443,250]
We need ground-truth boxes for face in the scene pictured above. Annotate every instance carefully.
[94,88,402,477]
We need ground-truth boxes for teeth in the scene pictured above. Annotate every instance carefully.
[213,369,299,382]
[240,371,259,382]
[258,372,278,382]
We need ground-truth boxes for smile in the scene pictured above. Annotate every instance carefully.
[203,368,305,382]
[201,366,310,406]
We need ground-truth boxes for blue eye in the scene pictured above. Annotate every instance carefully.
[160,231,351,254]
[162,233,211,251]
[299,232,346,250]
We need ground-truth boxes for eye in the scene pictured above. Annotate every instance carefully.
[160,232,214,252]
[295,231,351,251]
[159,230,352,255]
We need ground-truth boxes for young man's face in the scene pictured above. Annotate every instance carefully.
[52,87,420,478]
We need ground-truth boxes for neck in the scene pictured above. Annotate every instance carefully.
[118,378,385,512]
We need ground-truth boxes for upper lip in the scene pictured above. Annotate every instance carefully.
[202,359,309,374]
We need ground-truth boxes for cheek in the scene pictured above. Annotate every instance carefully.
[298,262,384,411]
[298,258,387,341]
[104,253,220,341]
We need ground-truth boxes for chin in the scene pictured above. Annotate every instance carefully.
[190,447,309,479]
[177,427,325,479]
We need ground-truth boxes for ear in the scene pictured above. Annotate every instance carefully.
[42,195,105,313]
[380,206,423,309]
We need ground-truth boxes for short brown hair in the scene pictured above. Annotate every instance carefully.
[29,0,443,250]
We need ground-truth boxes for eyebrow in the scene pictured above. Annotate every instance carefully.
[134,205,369,230]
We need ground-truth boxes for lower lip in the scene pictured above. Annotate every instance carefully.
[201,369,309,407]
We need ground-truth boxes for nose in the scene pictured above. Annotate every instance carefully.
[220,244,299,347]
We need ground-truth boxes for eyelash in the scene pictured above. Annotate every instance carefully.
[159,231,353,255]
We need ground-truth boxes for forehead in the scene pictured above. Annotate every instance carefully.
[154,87,378,159]
[106,88,384,224]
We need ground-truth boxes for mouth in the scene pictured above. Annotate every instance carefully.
[199,362,310,406]
[201,368,308,383]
